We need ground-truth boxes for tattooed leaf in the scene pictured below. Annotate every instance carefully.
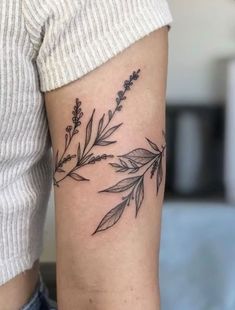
[77,143,81,162]
[84,153,94,161]
[78,153,94,166]
[84,109,95,150]
[57,168,65,173]
[121,148,156,166]
[150,157,159,178]
[156,156,163,194]
[129,159,139,168]
[118,168,129,173]
[100,176,140,193]
[135,178,144,216]
[96,140,116,146]
[92,201,126,234]
[110,163,122,169]
[146,138,160,153]
[129,168,139,174]
[97,114,105,136]
[68,172,89,181]
[110,162,128,173]
[120,159,128,167]
[53,177,59,187]
[108,110,113,121]
[99,123,122,141]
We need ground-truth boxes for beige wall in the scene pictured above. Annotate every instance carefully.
[167,0,235,104]
[40,0,235,262]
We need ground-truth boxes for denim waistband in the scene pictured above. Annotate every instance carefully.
[20,272,57,310]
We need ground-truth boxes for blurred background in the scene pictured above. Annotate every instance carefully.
[40,0,235,309]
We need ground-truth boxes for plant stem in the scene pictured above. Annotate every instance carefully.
[99,88,128,137]
[55,127,76,171]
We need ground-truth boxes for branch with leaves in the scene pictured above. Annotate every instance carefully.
[53,69,141,186]
[93,137,166,235]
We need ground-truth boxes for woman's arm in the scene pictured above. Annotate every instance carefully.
[45,26,168,310]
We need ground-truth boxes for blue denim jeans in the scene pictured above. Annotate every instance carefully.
[20,273,57,310]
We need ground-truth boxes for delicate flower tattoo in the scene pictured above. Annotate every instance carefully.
[93,135,166,235]
[53,68,165,236]
[53,69,141,187]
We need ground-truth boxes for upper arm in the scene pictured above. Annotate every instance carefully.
[44,27,168,309]
[23,0,172,306]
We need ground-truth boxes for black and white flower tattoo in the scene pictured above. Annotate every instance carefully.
[53,68,165,235]
[53,69,141,186]
[93,136,165,234]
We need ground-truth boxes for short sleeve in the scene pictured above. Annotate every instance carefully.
[23,0,173,92]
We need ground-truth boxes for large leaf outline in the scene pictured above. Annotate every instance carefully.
[84,109,95,150]
[100,176,140,193]
[145,138,160,153]
[97,114,105,137]
[68,172,89,181]
[156,155,163,193]
[135,177,144,216]
[99,123,122,141]
[121,148,156,166]
[92,200,127,234]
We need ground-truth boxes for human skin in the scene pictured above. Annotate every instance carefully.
[0,260,39,310]
[45,26,168,310]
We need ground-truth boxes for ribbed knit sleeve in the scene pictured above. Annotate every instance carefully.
[23,0,172,92]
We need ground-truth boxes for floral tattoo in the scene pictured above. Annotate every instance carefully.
[93,135,165,234]
[53,68,165,235]
[53,69,141,186]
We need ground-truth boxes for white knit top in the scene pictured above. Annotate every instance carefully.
[0,0,172,285]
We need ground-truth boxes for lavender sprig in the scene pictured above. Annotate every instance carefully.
[54,69,141,186]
